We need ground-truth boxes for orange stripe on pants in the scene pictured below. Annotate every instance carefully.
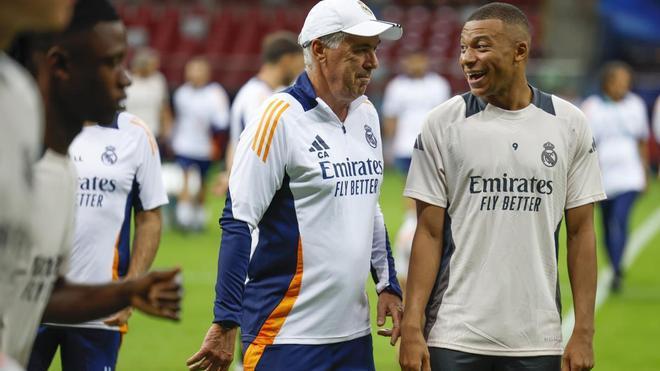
[243,239,304,370]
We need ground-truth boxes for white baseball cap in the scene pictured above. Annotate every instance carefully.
[299,0,403,47]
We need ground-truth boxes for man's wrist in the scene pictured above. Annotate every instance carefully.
[214,319,239,330]
[381,285,403,300]
[572,325,595,336]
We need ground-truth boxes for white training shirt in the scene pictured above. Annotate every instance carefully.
[124,72,169,138]
[51,112,168,331]
[0,53,43,346]
[3,150,76,367]
[219,73,400,348]
[404,89,606,356]
[229,77,274,149]
[582,93,649,197]
[382,73,450,159]
[172,82,229,159]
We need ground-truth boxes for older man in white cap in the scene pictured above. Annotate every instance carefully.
[187,1,403,370]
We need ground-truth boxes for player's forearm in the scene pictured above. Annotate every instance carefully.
[160,104,173,138]
[566,209,597,335]
[383,117,397,139]
[402,203,445,330]
[403,229,443,330]
[43,277,136,323]
[225,142,235,174]
[127,208,162,278]
[639,140,650,184]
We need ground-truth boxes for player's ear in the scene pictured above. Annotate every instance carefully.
[311,39,327,64]
[513,39,529,63]
[46,46,71,81]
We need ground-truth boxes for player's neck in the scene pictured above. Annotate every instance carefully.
[485,79,532,111]
[45,100,82,155]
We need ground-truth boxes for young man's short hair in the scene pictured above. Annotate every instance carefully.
[467,2,531,39]
[261,31,302,65]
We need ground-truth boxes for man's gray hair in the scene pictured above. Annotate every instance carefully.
[302,32,346,69]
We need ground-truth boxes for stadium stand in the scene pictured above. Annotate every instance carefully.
[114,0,543,95]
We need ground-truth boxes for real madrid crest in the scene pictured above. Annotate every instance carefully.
[101,145,118,166]
[364,125,377,148]
[541,142,557,167]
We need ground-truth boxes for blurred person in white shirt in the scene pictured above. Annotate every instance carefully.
[381,50,450,292]
[582,61,649,292]
[172,57,230,231]
[125,47,173,156]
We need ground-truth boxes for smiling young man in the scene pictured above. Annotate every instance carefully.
[399,3,605,371]
[187,1,403,370]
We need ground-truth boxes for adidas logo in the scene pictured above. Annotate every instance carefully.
[309,135,330,159]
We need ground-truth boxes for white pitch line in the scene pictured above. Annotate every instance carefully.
[562,207,660,344]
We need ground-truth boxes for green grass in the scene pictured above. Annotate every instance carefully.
[47,170,660,370]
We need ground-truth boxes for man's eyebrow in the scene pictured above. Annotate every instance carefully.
[352,40,381,48]
[470,35,495,42]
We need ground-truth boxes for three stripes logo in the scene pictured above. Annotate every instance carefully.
[309,135,330,158]
[251,99,290,162]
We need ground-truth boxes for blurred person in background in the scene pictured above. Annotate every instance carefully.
[3,1,180,370]
[400,3,604,370]
[381,50,450,294]
[187,0,403,370]
[581,61,650,293]
[172,57,230,231]
[125,47,173,157]
[653,95,660,146]
[0,0,73,368]
[213,31,303,196]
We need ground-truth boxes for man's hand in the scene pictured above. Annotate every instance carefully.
[130,268,182,321]
[399,324,431,371]
[212,171,229,197]
[103,307,132,327]
[187,324,237,371]
[375,290,403,345]
[562,330,594,371]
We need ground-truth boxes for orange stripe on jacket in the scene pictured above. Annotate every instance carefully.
[256,100,285,157]
[252,100,279,152]
[129,117,158,155]
[243,239,304,371]
[261,103,289,162]
[112,233,120,281]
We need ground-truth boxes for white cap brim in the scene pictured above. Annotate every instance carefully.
[343,20,403,41]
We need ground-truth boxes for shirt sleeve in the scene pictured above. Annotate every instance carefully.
[131,116,169,210]
[211,84,230,131]
[403,116,448,207]
[631,96,650,140]
[565,112,607,209]
[370,203,402,298]
[228,102,243,150]
[381,79,400,118]
[214,97,291,323]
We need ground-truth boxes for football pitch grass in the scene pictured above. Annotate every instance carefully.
[50,170,660,370]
